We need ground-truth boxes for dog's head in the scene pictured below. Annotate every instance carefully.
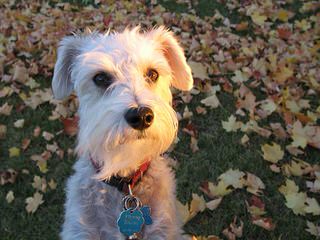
[52,26,193,178]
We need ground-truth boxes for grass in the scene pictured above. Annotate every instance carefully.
[0,0,319,239]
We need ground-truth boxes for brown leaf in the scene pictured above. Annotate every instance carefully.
[62,116,79,136]
[0,169,18,185]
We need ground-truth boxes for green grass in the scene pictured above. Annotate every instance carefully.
[0,0,319,239]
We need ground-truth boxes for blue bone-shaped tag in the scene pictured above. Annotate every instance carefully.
[140,206,153,225]
[117,209,145,237]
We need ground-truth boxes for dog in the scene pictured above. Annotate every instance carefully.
[52,26,193,240]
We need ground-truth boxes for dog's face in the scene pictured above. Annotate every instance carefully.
[52,27,193,178]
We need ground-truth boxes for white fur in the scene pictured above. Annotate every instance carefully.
[52,26,193,240]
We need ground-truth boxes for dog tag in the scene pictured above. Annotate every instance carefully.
[140,206,153,225]
[117,209,145,237]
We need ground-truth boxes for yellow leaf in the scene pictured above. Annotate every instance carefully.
[251,12,267,26]
[176,200,189,224]
[25,192,44,213]
[37,160,48,174]
[306,221,320,237]
[190,193,206,217]
[285,192,307,215]
[261,142,284,163]
[9,147,20,158]
[48,179,57,190]
[274,67,294,84]
[279,179,299,195]
[290,121,308,148]
[305,198,320,216]
[277,9,291,22]
[208,181,233,197]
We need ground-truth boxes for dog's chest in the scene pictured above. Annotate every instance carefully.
[79,175,155,238]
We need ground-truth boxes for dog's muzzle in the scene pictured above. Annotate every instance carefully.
[125,106,154,130]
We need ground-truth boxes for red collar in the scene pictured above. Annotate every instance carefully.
[90,156,151,194]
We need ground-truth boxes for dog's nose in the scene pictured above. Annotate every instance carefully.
[125,106,154,130]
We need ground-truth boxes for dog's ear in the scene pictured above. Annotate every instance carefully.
[148,27,193,91]
[52,36,82,100]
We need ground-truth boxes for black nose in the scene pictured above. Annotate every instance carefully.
[125,106,154,130]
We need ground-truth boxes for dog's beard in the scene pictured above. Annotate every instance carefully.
[76,101,178,179]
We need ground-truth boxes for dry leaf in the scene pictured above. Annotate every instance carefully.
[261,142,284,163]
[6,190,15,203]
[25,192,44,213]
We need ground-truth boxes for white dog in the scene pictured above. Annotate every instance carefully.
[52,26,193,240]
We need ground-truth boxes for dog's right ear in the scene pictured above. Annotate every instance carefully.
[52,36,82,100]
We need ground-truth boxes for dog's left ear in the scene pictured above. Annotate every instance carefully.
[148,27,193,91]
[52,36,83,100]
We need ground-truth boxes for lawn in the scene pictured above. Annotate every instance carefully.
[0,0,319,240]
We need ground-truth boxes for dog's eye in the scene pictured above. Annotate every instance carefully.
[145,69,159,83]
[93,72,113,88]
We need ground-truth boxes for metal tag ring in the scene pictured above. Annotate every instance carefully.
[123,196,142,211]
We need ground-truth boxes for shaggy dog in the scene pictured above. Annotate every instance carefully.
[52,26,193,240]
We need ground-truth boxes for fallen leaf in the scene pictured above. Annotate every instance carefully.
[206,198,223,211]
[252,217,275,231]
[306,221,320,237]
[62,116,79,136]
[6,190,14,203]
[188,61,209,80]
[201,94,220,108]
[25,192,44,213]
[222,115,241,132]
[14,119,25,128]
[0,169,18,185]
[261,142,284,163]
[9,147,20,158]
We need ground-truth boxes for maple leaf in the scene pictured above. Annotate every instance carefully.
[276,9,291,22]
[273,66,293,84]
[25,192,44,213]
[48,179,57,190]
[285,192,307,215]
[304,198,320,216]
[190,193,206,217]
[279,179,299,195]
[244,172,265,195]
[251,12,267,26]
[188,61,209,80]
[32,176,47,192]
[200,94,220,109]
[218,169,245,189]
[261,142,284,163]
[231,70,249,83]
[208,181,233,197]
[206,198,222,211]
[9,147,20,158]
[14,119,25,128]
[306,221,320,237]
[222,115,241,132]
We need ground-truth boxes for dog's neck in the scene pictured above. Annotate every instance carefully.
[89,153,152,179]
